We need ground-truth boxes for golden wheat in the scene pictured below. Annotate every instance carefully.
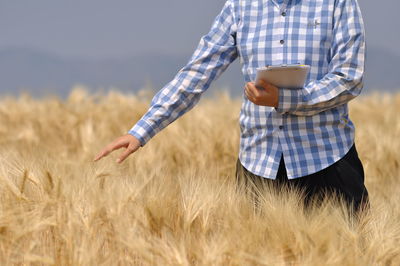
[0,86,399,265]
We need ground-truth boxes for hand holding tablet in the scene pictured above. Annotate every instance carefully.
[255,64,310,89]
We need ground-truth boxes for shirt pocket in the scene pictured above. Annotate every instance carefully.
[289,8,333,74]
[307,17,331,50]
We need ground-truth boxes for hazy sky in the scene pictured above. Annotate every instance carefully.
[1,0,398,58]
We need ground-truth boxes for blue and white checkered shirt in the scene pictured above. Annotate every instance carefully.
[128,0,366,179]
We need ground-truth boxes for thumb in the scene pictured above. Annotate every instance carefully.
[116,142,139,163]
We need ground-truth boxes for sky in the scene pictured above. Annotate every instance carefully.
[1,0,399,58]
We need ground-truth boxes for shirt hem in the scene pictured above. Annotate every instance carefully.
[238,140,355,180]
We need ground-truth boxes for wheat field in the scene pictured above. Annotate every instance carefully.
[0,87,399,265]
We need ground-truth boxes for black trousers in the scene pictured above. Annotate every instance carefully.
[235,144,370,217]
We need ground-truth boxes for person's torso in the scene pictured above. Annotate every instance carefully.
[231,0,355,179]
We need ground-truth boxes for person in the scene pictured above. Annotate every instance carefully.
[94,0,370,218]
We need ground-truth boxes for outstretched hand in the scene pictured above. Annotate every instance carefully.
[93,134,141,163]
[244,80,279,108]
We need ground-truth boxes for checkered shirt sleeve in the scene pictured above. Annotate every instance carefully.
[128,0,238,146]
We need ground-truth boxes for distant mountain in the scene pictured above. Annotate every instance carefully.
[0,47,189,98]
[0,46,398,99]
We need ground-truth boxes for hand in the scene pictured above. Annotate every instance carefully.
[244,80,279,108]
[93,134,141,163]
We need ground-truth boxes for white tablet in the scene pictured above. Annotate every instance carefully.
[255,64,310,89]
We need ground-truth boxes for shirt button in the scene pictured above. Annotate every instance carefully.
[280,39,285,44]
[279,125,283,130]
[281,11,286,16]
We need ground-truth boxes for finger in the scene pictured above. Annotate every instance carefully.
[247,82,261,98]
[117,143,139,163]
[244,87,257,103]
[94,148,110,161]
[94,139,127,161]
[244,84,254,100]
[94,149,111,162]
[245,83,258,99]
[93,152,103,162]
[244,87,250,99]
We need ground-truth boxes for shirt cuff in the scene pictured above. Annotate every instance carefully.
[127,119,156,147]
[275,87,305,114]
